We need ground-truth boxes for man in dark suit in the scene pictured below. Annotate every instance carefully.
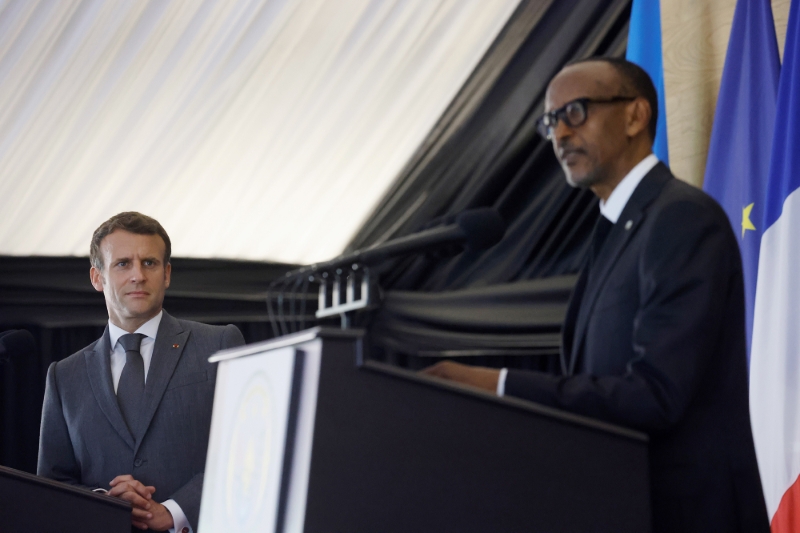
[38,212,244,532]
[423,58,770,531]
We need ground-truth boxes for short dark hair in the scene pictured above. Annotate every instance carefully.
[566,56,659,142]
[90,212,171,270]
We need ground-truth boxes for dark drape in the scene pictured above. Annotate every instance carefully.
[0,256,295,326]
[369,276,575,372]
[350,0,631,366]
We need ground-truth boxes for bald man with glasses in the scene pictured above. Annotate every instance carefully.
[423,58,769,532]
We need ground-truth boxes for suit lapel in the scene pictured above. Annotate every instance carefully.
[85,328,136,450]
[134,311,189,450]
[561,258,590,376]
[569,164,672,374]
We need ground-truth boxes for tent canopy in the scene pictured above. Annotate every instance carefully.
[0,0,519,264]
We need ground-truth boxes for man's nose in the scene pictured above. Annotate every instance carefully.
[130,262,146,282]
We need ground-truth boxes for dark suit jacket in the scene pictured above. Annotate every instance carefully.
[38,311,245,530]
[505,164,769,532]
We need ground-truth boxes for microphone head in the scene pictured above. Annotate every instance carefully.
[0,329,37,362]
[455,208,506,251]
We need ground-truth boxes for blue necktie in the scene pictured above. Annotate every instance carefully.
[117,333,146,438]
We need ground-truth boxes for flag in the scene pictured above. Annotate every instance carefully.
[702,0,781,359]
[626,0,669,163]
[750,0,800,529]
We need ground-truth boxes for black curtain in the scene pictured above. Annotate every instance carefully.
[349,0,631,368]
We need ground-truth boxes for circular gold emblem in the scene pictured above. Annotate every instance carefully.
[225,372,273,528]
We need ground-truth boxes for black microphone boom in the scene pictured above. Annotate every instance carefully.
[284,208,505,280]
[268,208,505,331]
[358,208,504,263]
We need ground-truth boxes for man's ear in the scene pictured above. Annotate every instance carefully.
[164,262,171,289]
[90,266,104,293]
[626,97,652,138]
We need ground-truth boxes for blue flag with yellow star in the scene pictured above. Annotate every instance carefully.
[702,0,781,359]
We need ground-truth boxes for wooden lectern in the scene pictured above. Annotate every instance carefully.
[199,327,650,533]
[0,464,131,532]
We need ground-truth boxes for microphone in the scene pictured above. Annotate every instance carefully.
[359,207,506,263]
[269,208,505,332]
[0,330,36,362]
[284,208,506,280]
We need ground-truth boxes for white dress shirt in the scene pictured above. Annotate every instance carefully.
[497,154,660,396]
[598,153,659,223]
[108,310,192,533]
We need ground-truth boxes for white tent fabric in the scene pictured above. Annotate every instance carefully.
[0,0,519,264]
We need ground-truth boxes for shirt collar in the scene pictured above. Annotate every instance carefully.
[599,153,659,223]
[108,310,164,349]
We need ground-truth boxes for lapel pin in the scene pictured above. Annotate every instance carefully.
[172,344,180,349]
[624,220,633,230]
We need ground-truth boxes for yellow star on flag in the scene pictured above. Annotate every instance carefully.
[742,203,756,239]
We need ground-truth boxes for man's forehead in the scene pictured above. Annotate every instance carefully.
[101,230,165,255]
[545,62,622,110]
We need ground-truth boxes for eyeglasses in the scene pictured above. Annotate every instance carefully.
[535,96,637,140]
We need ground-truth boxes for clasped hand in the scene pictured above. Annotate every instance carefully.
[109,475,174,531]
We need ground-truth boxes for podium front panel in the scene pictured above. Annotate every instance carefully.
[302,334,650,533]
[199,337,323,533]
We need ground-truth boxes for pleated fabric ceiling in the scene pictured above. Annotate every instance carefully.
[0,0,520,264]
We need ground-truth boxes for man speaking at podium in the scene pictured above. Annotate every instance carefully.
[423,59,769,531]
[38,212,245,532]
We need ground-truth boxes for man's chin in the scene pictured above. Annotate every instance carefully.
[122,303,161,321]
[563,167,598,189]
[565,172,591,189]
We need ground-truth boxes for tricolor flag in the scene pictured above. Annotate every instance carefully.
[750,0,800,529]
[626,0,669,163]
[702,0,781,357]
